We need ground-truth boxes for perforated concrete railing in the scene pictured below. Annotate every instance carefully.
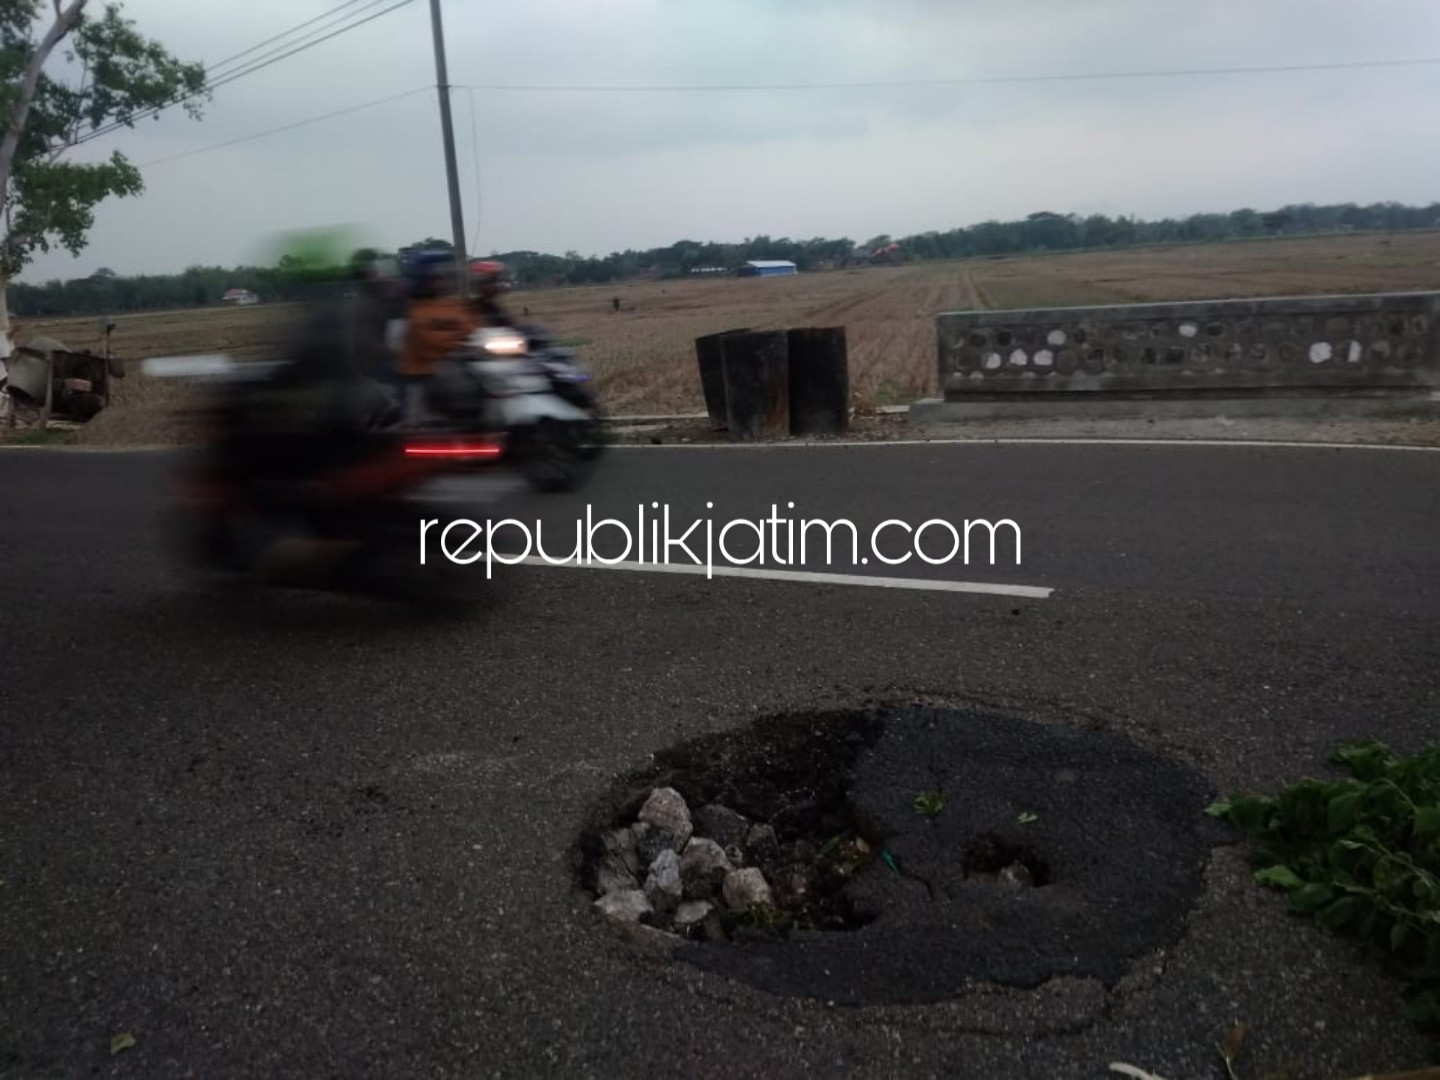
[935,291,1440,398]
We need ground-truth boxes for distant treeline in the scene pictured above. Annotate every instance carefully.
[10,200,1440,317]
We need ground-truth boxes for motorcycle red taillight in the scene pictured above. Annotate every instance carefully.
[402,438,504,460]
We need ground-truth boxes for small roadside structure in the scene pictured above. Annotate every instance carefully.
[3,321,124,429]
[221,288,259,305]
[737,260,797,278]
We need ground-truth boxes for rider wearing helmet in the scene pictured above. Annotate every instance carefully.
[397,248,481,423]
[345,248,405,381]
[468,260,519,329]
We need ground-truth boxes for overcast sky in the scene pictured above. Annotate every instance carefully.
[16,0,1440,282]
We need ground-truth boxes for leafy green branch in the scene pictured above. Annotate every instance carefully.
[1206,739,1440,1031]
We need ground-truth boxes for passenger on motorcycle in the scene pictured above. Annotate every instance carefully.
[398,249,481,424]
[469,260,520,329]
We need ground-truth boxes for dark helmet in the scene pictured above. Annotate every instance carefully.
[402,248,458,298]
[406,248,455,281]
[350,247,393,281]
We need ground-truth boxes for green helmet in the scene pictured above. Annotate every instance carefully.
[269,225,369,290]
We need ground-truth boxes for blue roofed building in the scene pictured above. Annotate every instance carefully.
[737,259,798,278]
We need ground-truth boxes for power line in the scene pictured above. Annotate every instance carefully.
[200,0,371,81]
[72,0,418,148]
[112,52,1440,169]
[135,87,431,168]
[453,55,1440,93]
[200,0,413,95]
[194,0,401,89]
[119,48,1440,170]
[78,0,415,145]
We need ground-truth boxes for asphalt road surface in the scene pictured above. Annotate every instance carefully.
[2,441,1438,1079]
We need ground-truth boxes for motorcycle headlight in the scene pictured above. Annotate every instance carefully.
[474,327,528,357]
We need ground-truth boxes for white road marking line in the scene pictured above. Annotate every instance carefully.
[502,555,1052,598]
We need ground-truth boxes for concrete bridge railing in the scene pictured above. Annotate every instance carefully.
[933,291,1440,403]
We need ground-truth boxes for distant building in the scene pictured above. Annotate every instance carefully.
[689,266,729,276]
[221,288,259,305]
[870,242,902,265]
[737,259,798,278]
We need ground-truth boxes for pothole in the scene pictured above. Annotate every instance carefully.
[573,704,1231,1007]
[574,708,886,941]
[962,832,1052,888]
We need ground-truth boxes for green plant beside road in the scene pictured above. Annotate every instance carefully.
[0,427,75,446]
[1207,740,1440,1031]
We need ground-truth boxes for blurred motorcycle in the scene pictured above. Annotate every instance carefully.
[457,324,605,494]
[144,353,512,614]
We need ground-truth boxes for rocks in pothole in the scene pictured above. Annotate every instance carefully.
[592,786,795,940]
[723,867,774,908]
[679,838,733,899]
[693,803,749,848]
[595,889,652,923]
[637,787,693,850]
[997,862,1034,892]
[961,831,1049,892]
[674,900,715,933]
[634,822,681,865]
[596,856,638,897]
[602,827,642,876]
[746,823,780,864]
[645,849,684,913]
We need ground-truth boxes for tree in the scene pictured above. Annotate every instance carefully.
[0,0,207,358]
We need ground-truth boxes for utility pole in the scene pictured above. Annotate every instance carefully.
[428,0,469,297]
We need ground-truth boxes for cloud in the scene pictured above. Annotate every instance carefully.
[13,0,1440,280]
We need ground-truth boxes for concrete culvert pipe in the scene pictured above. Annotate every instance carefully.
[5,353,49,405]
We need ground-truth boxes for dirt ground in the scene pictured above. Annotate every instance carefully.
[8,230,1440,448]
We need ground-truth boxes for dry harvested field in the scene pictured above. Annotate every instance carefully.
[13,230,1440,445]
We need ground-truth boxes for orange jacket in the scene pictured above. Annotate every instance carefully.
[400,296,480,376]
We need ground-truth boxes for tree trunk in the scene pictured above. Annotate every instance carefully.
[0,1,88,185]
[0,277,11,425]
[0,0,88,359]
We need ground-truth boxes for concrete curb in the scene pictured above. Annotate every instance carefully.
[908,395,1440,424]
[9,437,1439,456]
[602,437,1440,452]
[602,413,708,424]
[0,443,174,453]
[601,405,910,425]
